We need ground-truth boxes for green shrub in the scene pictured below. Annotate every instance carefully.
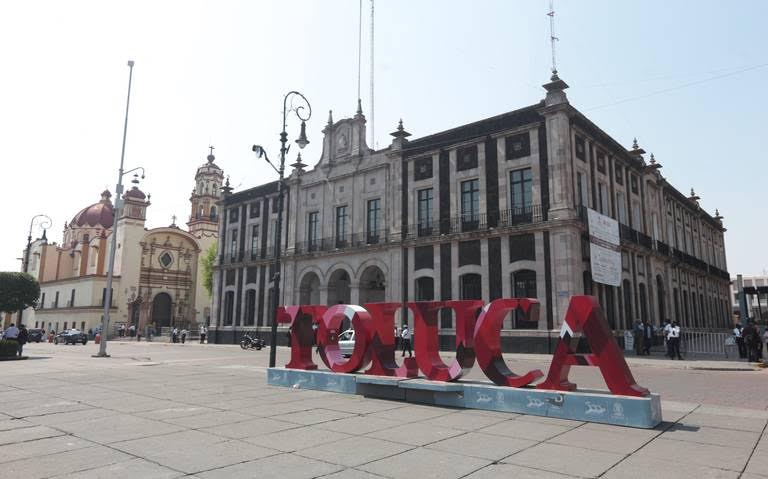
[0,340,18,357]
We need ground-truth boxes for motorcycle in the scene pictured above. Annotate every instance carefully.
[240,333,265,350]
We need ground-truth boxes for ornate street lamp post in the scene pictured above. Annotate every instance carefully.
[252,91,311,368]
[19,214,52,324]
[94,60,145,358]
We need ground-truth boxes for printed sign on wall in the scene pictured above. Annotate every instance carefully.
[587,208,621,287]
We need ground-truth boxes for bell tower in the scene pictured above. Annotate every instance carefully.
[187,146,224,238]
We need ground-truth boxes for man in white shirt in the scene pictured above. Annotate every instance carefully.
[667,322,682,360]
[199,325,207,344]
[400,325,412,358]
[733,324,747,358]
[3,324,19,340]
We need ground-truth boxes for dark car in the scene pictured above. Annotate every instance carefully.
[54,329,88,345]
[27,329,45,343]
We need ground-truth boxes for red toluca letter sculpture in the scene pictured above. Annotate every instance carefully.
[281,296,650,397]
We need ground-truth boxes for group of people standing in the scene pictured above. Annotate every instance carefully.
[733,321,767,362]
[633,320,682,359]
[1,324,28,356]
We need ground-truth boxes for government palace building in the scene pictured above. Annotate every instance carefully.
[210,75,731,350]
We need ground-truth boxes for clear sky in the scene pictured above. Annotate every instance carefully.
[1,0,766,275]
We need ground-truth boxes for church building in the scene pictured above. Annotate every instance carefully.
[13,150,224,335]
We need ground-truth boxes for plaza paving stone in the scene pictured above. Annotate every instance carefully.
[0,340,766,478]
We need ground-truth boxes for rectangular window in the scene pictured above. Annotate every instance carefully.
[505,133,530,160]
[598,182,608,215]
[366,198,381,243]
[250,201,260,218]
[457,145,478,171]
[596,152,606,174]
[617,192,627,224]
[230,229,238,259]
[509,168,532,211]
[307,212,319,250]
[615,165,623,185]
[250,225,259,259]
[54,291,59,308]
[652,213,660,242]
[414,157,433,181]
[272,196,279,213]
[417,188,433,236]
[621,252,630,271]
[631,203,642,232]
[229,208,239,224]
[575,135,586,161]
[70,289,75,308]
[460,179,480,230]
[637,256,645,275]
[576,172,588,207]
[335,206,348,247]
[630,175,639,194]
[40,293,45,309]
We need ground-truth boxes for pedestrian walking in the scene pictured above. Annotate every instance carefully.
[171,328,179,343]
[199,325,207,344]
[400,325,412,358]
[16,324,29,357]
[642,320,653,355]
[743,321,761,362]
[129,324,136,338]
[667,321,682,360]
[633,320,644,356]
[734,323,747,359]
[180,329,187,344]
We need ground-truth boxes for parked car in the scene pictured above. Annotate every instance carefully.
[27,329,45,343]
[54,329,88,345]
[338,329,355,357]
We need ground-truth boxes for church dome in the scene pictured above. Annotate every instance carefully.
[71,190,115,229]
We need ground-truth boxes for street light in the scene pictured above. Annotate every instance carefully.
[19,214,52,325]
[252,90,312,368]
[94,60,140,358]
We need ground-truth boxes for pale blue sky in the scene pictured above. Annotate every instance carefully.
[1,0,765,274]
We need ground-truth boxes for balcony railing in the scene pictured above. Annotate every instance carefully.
[294,229,392,255]
[403,205,545,240]
[655,240,670,256]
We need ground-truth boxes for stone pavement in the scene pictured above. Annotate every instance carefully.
[0,341,766,478]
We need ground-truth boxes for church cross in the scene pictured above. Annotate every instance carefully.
[171,214,177,225]
[209,145,215,155]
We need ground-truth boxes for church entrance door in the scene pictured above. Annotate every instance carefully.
[151,293,173,331]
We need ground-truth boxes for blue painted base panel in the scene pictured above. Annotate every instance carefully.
[267,368,662,429]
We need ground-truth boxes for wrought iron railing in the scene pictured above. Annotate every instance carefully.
[402,205,545,240]
[293,229,392,255]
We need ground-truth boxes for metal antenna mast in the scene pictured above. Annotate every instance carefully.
[357,0,362,104]
[547,0,559,78]
[370,0,375,148]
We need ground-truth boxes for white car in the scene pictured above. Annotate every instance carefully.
[338,329,355,357]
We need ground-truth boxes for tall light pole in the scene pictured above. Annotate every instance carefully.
[94,60,138,358]
[19,214,51,324]
[252,90,311,368]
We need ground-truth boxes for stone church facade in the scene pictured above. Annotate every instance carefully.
[14,151,223,335]
[210,76,731,349]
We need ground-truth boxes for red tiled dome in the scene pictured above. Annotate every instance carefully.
[71,191,114,229]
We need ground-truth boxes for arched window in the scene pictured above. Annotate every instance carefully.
[460,273,482,300]
[210,206,217,221]
[223,291,234,326]
[245,290,256,326]
[639,283,648,322]
[623,279,633,329]
[511,270,537,328]
[415,277,434,301]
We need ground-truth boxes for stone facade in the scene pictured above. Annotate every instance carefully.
[210,77,731,348]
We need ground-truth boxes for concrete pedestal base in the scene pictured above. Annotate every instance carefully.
[267,368,662,429]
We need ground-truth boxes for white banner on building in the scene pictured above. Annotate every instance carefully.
[587,208,621,287]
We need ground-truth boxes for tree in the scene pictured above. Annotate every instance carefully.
[0,272,40,313]
[201,241,217,297]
